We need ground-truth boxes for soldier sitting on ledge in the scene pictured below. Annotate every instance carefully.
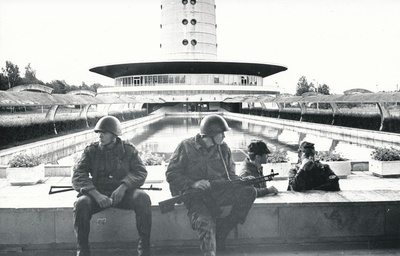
[238,140,279,197]
[287,141,340,192]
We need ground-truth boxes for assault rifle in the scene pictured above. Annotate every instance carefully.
[48,185,162,195]
[158,171,279,214]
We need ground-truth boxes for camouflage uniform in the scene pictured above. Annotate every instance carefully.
[166,134,256,256]
[72,137,152,256]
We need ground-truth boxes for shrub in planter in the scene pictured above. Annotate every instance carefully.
[139,150,166,183]
[371,147,400,161]
[267,149,289,163]
[316,151,351,178]
[263,149,291,179]
[8,153,41,167]
[7,153,45,185]
[139,150,165,166]
[316,151,348,162]
[369,147,400,177]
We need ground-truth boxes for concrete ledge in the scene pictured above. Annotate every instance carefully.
[1,190,400,250]
[44,165,73,177]
[1,172,400,251]
[0,165,6,179]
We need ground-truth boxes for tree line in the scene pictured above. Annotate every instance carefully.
[1,60,329,96]
[295,76,330,96]
[0,61,104,93]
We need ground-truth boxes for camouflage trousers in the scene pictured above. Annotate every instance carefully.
[185,186,256,256]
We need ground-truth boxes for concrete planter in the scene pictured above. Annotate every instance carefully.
[320,160,352,178]
[369,160,400,177]
[145,164,167,183]
[44,165,73,177]
[0,165,7,179]
[6,164,45,186]
[262,162,292,180]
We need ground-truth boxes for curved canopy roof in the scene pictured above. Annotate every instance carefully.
[273,92,400,104]
[0,91,164,106]
[89,60,288,78]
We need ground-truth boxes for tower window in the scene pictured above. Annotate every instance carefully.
[182,19,188,25]
[190,19,197,25]
[190,0,196,5]
[182,39,188,45]
[191,39,197,46]
[182,0,188,5]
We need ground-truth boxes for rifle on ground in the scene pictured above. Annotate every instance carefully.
[158,171,279,214]
[49,185,162,195]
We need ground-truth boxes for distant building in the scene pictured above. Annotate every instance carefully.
[90,0,287,113]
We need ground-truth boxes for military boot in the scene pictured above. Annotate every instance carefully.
[215,217,236,251]
[137,238,151,256]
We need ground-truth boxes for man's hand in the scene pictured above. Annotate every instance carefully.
[300,157,314,171]
[191,180,211,190]
[89,189,112,208]
[240,175,255,181]
[267,186,279,195]
[111,184,128,206]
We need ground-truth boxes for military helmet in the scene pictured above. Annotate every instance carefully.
[94,116,122,136]
[199,114,230,137]
[248,140,271,156]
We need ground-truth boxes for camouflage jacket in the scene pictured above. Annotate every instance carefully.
[166,134,239,195]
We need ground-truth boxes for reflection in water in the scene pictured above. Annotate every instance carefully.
[122,116,385,163]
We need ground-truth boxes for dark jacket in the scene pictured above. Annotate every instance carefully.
[238,157,271,197]
[287,160,340,192]
[166,134,239,194]
[72,137,147,195]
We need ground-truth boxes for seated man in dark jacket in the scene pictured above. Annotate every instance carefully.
[287,141,340,192]
[238,140,279,197]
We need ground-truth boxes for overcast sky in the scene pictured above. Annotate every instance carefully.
[1,0,399,94]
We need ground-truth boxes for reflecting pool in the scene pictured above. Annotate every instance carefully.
[121,116,389,163]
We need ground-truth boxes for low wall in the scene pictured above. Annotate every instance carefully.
[1,192,399,250]
[224,112,400,151]
[0,114,164,166]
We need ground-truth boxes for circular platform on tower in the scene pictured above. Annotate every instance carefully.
[89,60,287,78]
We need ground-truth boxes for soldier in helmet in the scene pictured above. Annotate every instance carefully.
[72,116,152,256]
[287,141,340,192]
[238,140,279,197]
[166,114,256,256]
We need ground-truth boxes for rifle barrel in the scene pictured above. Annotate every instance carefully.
[48,185,162,195]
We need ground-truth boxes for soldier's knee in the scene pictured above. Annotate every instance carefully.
[239,186,257,199]
[133,189,152,206]
[74,195,92,210]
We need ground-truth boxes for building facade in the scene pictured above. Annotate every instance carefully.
[91,0,287,112]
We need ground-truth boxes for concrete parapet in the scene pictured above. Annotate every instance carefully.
[0,165,6,179]
[0,114,164,166]
[44,165,73,177]
[1,192,399,251]
[1,172,400,251]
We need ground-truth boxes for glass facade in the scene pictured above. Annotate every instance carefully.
[115,74,263,87]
